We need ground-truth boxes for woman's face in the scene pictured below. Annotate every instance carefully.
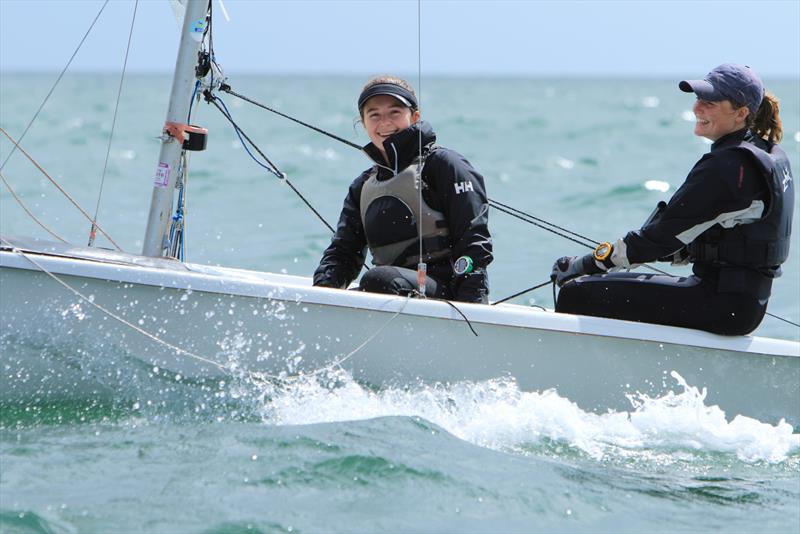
[692,98,749,141]
[361,94,420,155]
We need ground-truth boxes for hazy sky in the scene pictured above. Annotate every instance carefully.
[1,0,799,78]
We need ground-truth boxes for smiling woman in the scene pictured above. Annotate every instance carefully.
[312,75,494,303]
[551,64,794,336]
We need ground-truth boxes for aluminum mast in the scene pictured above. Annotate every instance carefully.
[141,0,208,257]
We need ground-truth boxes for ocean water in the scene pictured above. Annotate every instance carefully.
[1,73,799,533]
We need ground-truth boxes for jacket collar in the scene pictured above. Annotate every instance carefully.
[362,121,437,175]
[711,128,751,151]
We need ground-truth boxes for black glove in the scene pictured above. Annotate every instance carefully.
[550,254,604,287]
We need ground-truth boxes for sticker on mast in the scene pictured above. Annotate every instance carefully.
[154,162,170,188]
[190,19,207,42]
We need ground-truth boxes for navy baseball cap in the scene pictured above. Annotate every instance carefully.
[679,64,765,114]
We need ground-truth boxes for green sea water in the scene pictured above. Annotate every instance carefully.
[1,74,799,533]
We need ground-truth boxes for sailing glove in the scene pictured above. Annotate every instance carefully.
[550,254,604,287]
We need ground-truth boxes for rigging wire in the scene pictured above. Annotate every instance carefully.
[0,0,110,173]
[0,127,123,251]
[214,86,800,327]
[89,0,139,247]
[220,85,362,150]
[207,95,336,234]
[416,0,426,296]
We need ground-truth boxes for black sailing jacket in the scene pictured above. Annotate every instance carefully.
[619,128,794,295]
[313,121,493,302]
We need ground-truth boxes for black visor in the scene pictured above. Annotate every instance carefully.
[358,83,418,111]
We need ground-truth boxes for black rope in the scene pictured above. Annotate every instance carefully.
[489,198,600,248]
[491,279,552,305]
[221,85,363,151]
[488,201,597,250]
[216,84,797,329]
[765,312,800,328]
[207,96,335,234]
[443,300,479,336]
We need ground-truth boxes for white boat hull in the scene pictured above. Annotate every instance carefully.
[1,236,798,428]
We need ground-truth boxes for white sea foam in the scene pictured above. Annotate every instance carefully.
[253,369,799,464]
[641,96,660,108]
[556,156,575,170]
[644,179,669,192]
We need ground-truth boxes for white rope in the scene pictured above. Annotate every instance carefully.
[2,239,410,387]
[1,238,225,371]
[0,171,68,244]
[0,127,123,251]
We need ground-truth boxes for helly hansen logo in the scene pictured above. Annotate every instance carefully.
[454,181,474,194]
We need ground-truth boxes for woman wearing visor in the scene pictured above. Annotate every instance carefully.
[313,76,493,303]
[551,64,794,335]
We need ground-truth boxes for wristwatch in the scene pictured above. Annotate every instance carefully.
[593,242,615,269]
[453,255,474,276]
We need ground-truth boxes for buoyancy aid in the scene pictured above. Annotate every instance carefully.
[359,155,452,268]
[688,137,794,275]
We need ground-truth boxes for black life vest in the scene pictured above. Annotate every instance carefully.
[359,155,451,268]
[688,137,794,276]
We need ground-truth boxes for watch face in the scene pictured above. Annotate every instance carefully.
[594,243,612,261]
[454,256,473,275]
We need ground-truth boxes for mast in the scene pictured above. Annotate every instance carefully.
[141,0,209,257]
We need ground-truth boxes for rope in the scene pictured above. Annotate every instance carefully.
[1,237,418,385]
[488,200,597,249]
[89,0,138,247]
[294,296,411,379]
[220,85,362,149]
[207,96,335,234]
[765,312,800,328]
[0,171,67,243]
[0,127,123,251]
[492,279,552,305]
[415,0,426,296]
[489,198,599,248]
[0,0,110,173]
[442,299,479,336]
[1,238,224,371]
[209,86,796,328]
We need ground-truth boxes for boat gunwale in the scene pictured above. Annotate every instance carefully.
[2,239,798,359]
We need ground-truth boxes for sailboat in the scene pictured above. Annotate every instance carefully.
[1,0,798,429]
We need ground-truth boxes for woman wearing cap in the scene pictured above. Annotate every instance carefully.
[551,63,794,335]
[313,76,493,303]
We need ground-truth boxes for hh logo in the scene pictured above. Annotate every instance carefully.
[454,181,474,194]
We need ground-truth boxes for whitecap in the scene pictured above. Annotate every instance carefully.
[644,180,669,192]
[642,96,660,108]
[248,369,799,464]
[556,157,574,170]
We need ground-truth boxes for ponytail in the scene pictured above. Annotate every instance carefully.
[748,92,783,144]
